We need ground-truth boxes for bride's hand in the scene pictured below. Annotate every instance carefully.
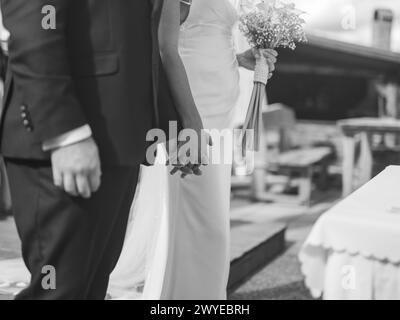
[237,48,278,78]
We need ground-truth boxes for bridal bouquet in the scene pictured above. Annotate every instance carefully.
[239,0,307,154]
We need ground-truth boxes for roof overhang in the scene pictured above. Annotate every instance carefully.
[276,34,400,81]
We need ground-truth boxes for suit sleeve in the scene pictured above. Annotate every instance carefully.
[1,0,87,142]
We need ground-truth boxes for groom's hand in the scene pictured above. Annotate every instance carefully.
[51,138,102,199]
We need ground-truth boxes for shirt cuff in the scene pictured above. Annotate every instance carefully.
[42,124,92,152]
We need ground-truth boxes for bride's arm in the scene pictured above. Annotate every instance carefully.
[158,0,203,133]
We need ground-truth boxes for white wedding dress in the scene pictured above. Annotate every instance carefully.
[108,0,241,300]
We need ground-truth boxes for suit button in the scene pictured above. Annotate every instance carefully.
[23,119,30,126]
[27,126,33,132]
[21,112,27,119]
[20,105,27,112]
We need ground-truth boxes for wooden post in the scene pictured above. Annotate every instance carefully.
[250,126,267,201]
[342,133,356,197]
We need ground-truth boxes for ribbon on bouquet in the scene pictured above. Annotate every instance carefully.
[241,53,269,156]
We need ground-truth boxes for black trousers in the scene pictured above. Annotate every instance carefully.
[5,159,140,300]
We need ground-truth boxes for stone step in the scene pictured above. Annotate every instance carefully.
[228,221,286,294]
[0,218,287,299]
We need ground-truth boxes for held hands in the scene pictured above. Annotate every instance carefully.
[237,48,278,78]
[169,117,213,179]
[51,137,102,199]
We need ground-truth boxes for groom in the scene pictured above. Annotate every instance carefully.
[0,0,173,299]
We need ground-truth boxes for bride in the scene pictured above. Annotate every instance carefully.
[109,0,277,300]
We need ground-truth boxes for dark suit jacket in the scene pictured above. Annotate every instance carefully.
[0,0,179,166]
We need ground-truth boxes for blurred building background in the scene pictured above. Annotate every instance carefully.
[270,0,400,121]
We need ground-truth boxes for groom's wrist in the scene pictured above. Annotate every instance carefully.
[42,124,93,152]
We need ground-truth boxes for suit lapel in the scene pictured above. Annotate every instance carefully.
[150,0,164,128]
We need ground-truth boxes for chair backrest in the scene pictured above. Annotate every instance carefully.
[262,103,296,152]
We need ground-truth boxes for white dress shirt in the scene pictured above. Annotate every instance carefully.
[42,125,93,151]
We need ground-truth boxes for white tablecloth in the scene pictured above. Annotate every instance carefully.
[299,166,400,300]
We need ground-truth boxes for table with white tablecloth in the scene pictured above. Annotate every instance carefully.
[299,166,400,300]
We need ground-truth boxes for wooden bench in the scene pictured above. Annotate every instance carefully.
[268,147,334,205]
